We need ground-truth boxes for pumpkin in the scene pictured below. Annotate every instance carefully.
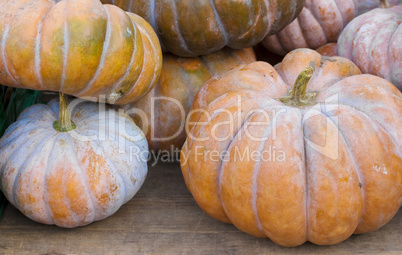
[181,48,402,247]
[101,0,305,57]
[262,0,358,56]
[357,0,401,15]
[337,1,402,90]
[315,43,338,57]
[0,0,162,105]
[126,48,256,152]
[0,93,148,228]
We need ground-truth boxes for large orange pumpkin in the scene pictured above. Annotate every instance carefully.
[126,48,256,152]
[102,0,305,57]
[181,49,402,246]
[337,2,402,90]
[0,0,162,104]
[0,94,148,228]
[262,0,358,56]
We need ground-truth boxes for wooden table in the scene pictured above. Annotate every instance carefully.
[1,163,401,254]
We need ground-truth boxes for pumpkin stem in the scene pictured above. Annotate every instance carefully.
[380,0,392,8]
[279,64,316,107]
[53,92,76,132]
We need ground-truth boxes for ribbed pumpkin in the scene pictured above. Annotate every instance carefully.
[0,0,162,105]
[181,49,402,247]
[357,0,401,15]
[0,94,148,228]
[126,48,256,152]
[337,1,402,90]
[102,0,305,57]
[262,0,358,56]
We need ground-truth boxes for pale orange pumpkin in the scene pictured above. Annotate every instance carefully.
[0,0,162,104]
[262,0,358,56]
[126,48,256,152]
[181,49,402,246]
[0,94,148,228]
[337,1,402,90]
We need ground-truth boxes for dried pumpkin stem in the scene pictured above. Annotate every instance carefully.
[279,65,316,107]
[53,92,76,132]
[380,0,392,8]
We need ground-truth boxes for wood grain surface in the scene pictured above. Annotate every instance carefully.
[0,163,401,255]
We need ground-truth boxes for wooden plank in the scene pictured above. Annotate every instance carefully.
[0,163,401,255]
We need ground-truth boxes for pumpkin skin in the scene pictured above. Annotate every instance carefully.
[181,49,402,247]
[0,0,162,105]
[315,43,338,57]
[337,5,402,90]
[262,0,358,56]
[0,99,148,228]
[126,48,256,152]
[102,0,305,57]
[357,0,401,15]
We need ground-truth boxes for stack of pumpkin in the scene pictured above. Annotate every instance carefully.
[0,0,400,247]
